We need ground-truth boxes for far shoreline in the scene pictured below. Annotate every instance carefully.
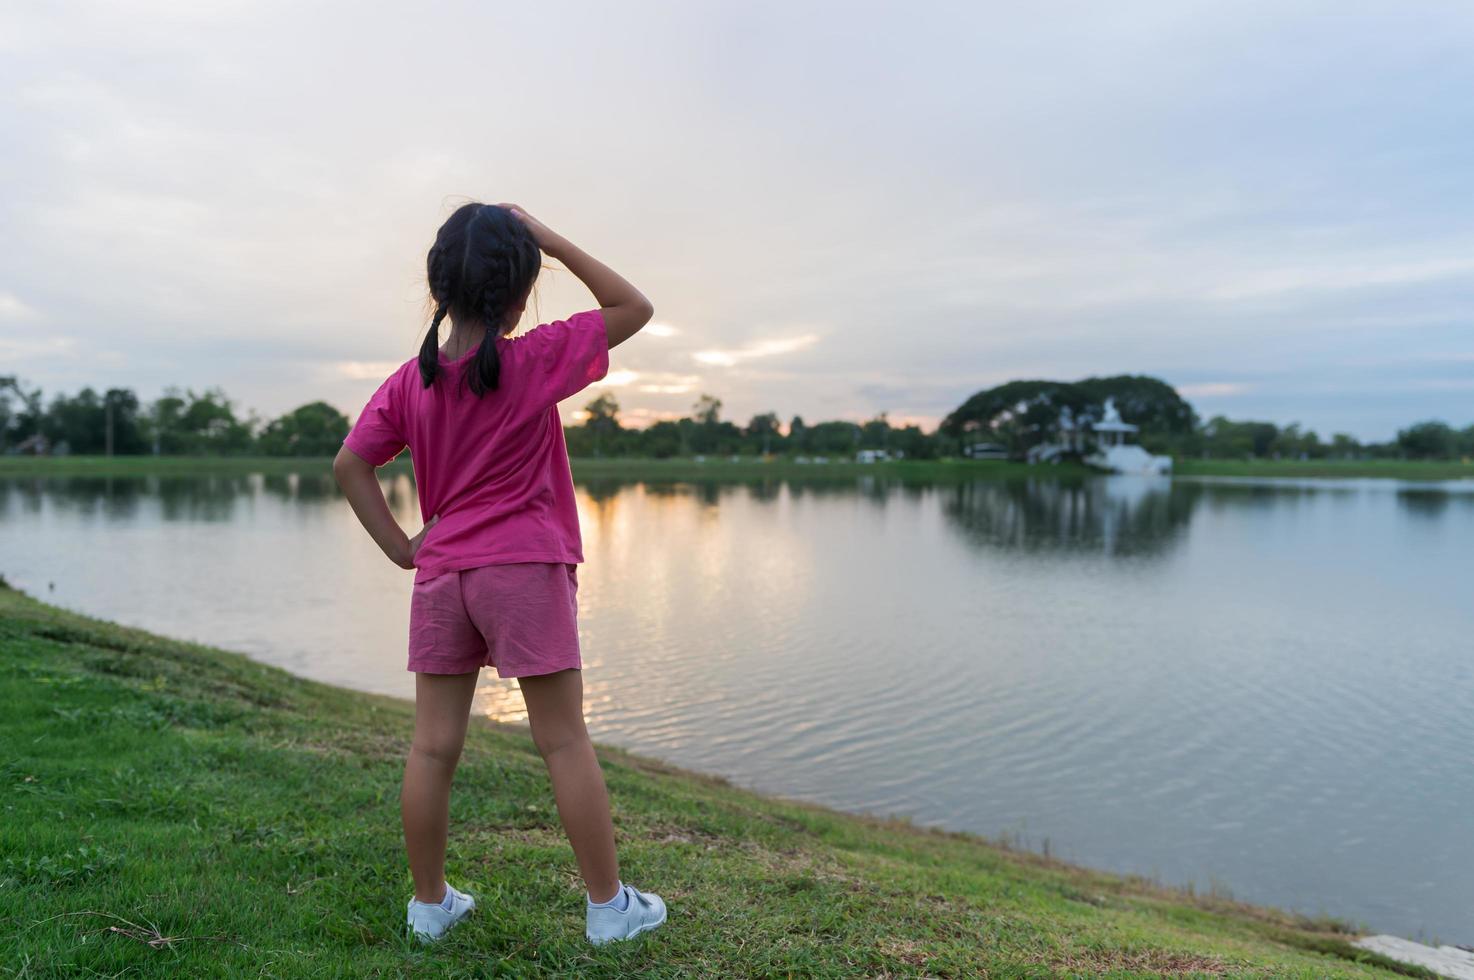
[1,453,1471,482]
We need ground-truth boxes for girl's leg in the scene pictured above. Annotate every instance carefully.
[402,670,480,904]
[518,668,621,902]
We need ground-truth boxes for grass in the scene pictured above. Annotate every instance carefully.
[1173,458,1473,481]
[0,582,1430,978]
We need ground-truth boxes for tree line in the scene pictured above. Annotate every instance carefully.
[2,373,1470,461]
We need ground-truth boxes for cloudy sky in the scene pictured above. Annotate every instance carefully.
[3,1,1472,440]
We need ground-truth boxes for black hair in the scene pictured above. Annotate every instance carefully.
[418,202,541,395]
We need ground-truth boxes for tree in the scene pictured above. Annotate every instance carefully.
[1075,375,1197,441]
[583,394,622,456]
[259,402,350,456]
[1397,420,1456,459]
[788,415,808,453]
[1329,433,1361,458]
[149,388,254,455]
[745,412,781,455]
[639,420,683,458]
[860,412,891,451]
[692,394,722,426]
[941,381,1094,459]
[0,376,45,451]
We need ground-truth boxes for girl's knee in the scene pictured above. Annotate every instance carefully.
[530,725,588,760]
[410,731,466,767]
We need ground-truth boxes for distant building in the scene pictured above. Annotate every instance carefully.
[1084,399,1172,475]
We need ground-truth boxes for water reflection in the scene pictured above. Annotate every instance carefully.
[941,475,1192,557]
[2,468,1473,944]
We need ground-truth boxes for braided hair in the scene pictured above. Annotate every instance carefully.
[418,203,541,395]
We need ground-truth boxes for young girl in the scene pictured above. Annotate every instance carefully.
[332,202,663,946]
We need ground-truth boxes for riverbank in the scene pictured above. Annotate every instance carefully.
[2,453,1469,483]
[0,584,1425,977]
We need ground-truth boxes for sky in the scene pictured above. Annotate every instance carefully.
[3,1,1472,441]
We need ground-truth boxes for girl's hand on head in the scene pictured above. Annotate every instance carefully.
[397,515,440,569]
[498,203,567,257]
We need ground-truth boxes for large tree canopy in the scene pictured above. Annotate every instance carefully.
[941,375,1195,457]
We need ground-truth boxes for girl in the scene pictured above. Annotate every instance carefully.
[332,202,664,946]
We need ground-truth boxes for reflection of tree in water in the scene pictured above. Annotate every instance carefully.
[1397,488,1465,519]
[262,472,338,503]
[0,475,254,522]
[941,476,1196,558]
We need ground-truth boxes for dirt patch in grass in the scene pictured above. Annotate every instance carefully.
[1048,945,1235,976]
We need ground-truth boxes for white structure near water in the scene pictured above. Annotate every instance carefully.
[1026,398,1173,475]
[1087,399,1172,475]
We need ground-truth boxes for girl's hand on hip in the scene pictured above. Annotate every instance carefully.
[397,515,439,569]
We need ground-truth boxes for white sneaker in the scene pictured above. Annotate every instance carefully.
[586,883,667,945]
[406,883,476,942]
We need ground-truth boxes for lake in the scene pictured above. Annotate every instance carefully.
[2,467,1470,943]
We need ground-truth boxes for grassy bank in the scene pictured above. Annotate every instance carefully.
[0,585,1424,977]
[1173,458,1473,481]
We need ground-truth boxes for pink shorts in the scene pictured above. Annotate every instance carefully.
[407,562,582,677]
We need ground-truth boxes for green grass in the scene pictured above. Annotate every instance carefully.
[0,583,1427,978]
[1174,458,1474,481]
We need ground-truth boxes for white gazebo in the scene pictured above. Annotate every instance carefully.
[1086,399,1172,475]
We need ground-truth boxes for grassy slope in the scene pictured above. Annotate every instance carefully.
[0,585,1426,978]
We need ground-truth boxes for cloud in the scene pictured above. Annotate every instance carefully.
[693,334,820,368]
[590,370,701,395]
[1178,382,1253,398]
[0,336,74,360]
[334,361,404,381]
[0,292,39,320]
[592,369,640,387]
[643,322,679,337]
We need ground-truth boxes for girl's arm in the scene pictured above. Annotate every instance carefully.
[332,446,437,569]
[500,204,654,349]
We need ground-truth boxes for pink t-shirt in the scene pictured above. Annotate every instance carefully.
[343,309,609,584]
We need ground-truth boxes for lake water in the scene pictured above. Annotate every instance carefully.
[2,468,1471,942]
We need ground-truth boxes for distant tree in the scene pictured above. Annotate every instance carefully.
[1198,416,1280,458]
[692,394,722,426]
[788,415,808,453]
[639,420,683,458]
[1269,423,1324,460]
[1076,375,1197,437]
[686,394,742,453]
[149,388,254,455]
[1459,424,1474,458]
[1329,433,1362,458]
[860,412,891,451]
[1397,420,1456,459]
[745,412,781,454]
[45,388,105,453]
[941,381,1093,459]
[0,376,45,451]
[806,420,863,454]
[259,402,350,456]
[890,424,936,459]
[582,394,622,456]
